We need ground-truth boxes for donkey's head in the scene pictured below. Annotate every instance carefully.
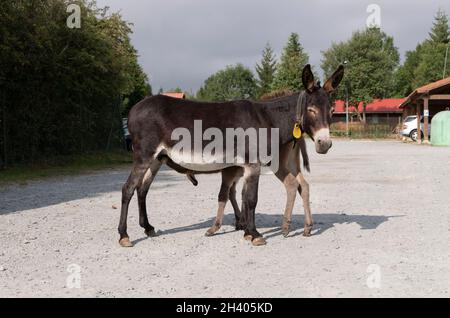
[300,64,344,154]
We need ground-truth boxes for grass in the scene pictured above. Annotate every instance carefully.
[0,151,133,186]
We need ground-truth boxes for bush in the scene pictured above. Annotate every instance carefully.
[331,122,395,139]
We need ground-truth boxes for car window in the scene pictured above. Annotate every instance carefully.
[405,117,416,122]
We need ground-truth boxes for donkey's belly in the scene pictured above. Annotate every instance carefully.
[175,162,235,172]
[162,146,237,172]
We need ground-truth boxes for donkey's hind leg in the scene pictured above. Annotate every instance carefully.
[137,160,162,237]
[229,182,245,230]
[118,161,150,247]
[205,167,243,236]
[205,173,233,236]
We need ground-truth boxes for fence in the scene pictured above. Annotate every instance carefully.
[331,122,400,138]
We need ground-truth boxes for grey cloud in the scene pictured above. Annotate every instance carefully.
[97,0,450,92]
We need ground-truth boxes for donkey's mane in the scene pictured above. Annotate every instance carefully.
[259,89,296,101]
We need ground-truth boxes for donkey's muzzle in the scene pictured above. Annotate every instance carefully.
[314,128,332,154]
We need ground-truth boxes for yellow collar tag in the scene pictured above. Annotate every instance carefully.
[293,123,302,139]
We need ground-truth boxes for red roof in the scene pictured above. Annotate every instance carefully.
[162,92,186,99]
[413,76,450,94]
[334,99,406,114]
[399,76,450,108]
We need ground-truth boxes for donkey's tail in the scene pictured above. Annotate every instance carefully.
[299,137,310,173]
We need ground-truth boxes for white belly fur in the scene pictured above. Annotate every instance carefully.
[155,145,237,172]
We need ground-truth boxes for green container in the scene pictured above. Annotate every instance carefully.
[431,111,450,146]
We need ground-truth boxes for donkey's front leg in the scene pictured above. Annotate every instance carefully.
[242,165,265,246]
[274,168,298,237]
[296,173,312,236]
[292,142,313,237]
[273,142,299,237]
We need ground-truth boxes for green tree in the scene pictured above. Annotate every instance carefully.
[0,0,150,164]
[429,8,449,44]
[255,43,277,97]
[170,87,183,93]
[394,9,450,95]
[272,33,310,91]
[394,44,423,97]
[413,42,449,87]
[196,64,257,102]
[121,61,152,116]
[321,27,399,122]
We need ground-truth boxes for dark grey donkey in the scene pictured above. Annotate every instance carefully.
[118,64,344,247]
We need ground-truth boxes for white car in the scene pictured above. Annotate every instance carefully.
[401,115,431,142]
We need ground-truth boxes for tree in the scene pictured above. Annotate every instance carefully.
[121,61,152,116]
[196,64,257,102]
[255,43,277,97]
[394,9,450,95]
[429,8,449,44]
[321,27,400,122]
[413,42,449,87]
[271,33,310,91]
[394,44,423,97]
[0,0,151,164]
[170,87,183,93]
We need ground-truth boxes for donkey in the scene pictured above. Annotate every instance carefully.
[118,64,344,247]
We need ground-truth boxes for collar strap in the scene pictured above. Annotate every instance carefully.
[296,91,307,129]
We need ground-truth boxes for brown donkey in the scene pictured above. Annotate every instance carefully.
[118,64,344,247]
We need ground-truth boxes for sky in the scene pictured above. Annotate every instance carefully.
[96,0,450,93]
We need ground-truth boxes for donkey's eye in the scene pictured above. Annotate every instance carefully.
[308,107,318,115]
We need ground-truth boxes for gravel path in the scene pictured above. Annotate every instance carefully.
[1,140,449,297]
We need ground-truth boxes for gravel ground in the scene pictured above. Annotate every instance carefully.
[0,140,449,298]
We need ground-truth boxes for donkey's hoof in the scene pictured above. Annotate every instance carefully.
[205,227,219,236]
[244,234,253,241]
[144,228,158,237]
[281,224,290,237]
[303,226,313,237]
[119,237,133,247]
[252,237,267,246]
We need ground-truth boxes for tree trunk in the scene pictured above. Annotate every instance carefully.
[362,103,367,124]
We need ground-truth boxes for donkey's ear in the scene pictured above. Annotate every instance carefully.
[302,64,315,93]
[323,65,345,93]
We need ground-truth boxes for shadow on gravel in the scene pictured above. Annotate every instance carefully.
[0,167,182,215]
[152,212,403,243]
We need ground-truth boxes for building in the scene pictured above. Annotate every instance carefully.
[399,77,450,144]
[161,92,186,99]
[333,98,406,126]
